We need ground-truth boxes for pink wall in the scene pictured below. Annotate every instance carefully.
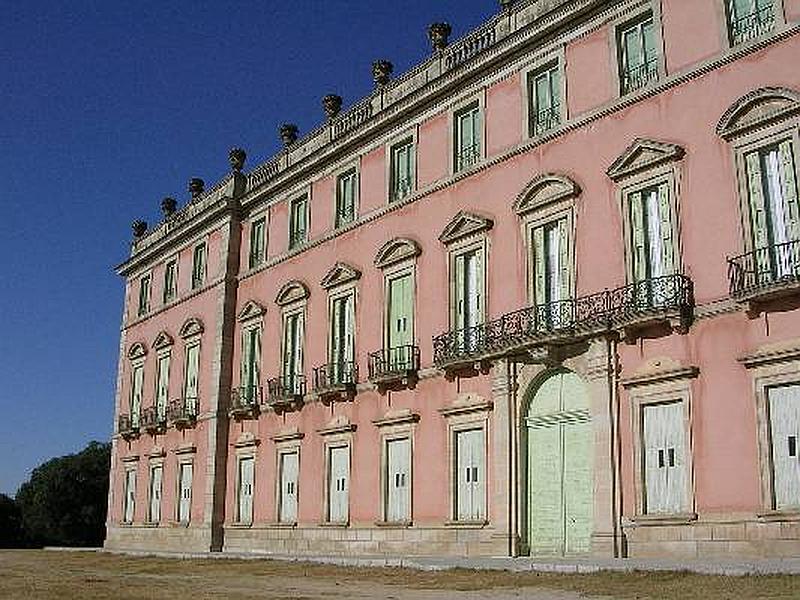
[486,73,523,157]
[662,0,723,74]
[359,145,386,214]
[417,112,449,188]
[565,26,614,116]
[312,175,335,237]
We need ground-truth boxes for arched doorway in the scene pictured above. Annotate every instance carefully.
[525,370,593,556]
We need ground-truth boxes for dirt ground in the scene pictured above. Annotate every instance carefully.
[0,550,799,600]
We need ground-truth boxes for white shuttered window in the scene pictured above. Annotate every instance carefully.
[148,465,163,523]
[386,438,411,522]
[279,452,299,523]
[768,384,800,510]
[177,462,193,523]
[642,402,687,514]
[327,446,350,523]
[237,457,254,524]
[123,469,136,523]
[455,429,486,521]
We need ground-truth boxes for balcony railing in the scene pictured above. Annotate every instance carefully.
[229,386,262,419]
[433,274,694,368]
[531,104,561,136]
[118,413,139,439]
[368,345,421,385]
[621,59,658,95]
[392,177,414,202]
[141,405,166,435]
[267,374,306,408]
[728,239,800,299]
[313,361,358,398]
[167,397,198,429]
[455,143,480,172]
[730,5,774,45]
[289,229,307,250]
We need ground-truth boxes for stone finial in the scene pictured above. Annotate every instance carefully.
[132,220,148,238]
[161,197,177,218]
[280,123,299,147]
[188,178,205,198]
[322,94,343,119]
[428,22,452,52]
[229,147,247,172]
[499,0,514,10]
[372,60,394,87]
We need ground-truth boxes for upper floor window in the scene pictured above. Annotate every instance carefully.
[163,259,177,303]
[618,13,659,95]
[240,324,261,402]
[329,292,355,383]
[130,363,144,428]
[728,0,775,45]
[137,274,151,317]
[123,468,136,523]
[528,63,561,136]
[154,352,171,420]
[454,103,481,172]
[289,195,308,250]
[335,169,357,227]
[628,183,677,284]
[191,242,207,290]
[281,309,305,394]
[248,217,266,269]
[532,218,571,309]
[390,139,415,201]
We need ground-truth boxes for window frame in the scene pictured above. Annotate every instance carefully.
[322,440,352,525]
[381,434,413,525]
[248,214,268,270]
[280,303,306,386]
[276,448,300,525]
[334,165,360,229]
[522,52,567,139]
[611,8,666,97]
[288,194,310,251]
[175,458,194,525]
[382,263,416,352]
[162,256,179,304]
[722,0,783,48]
[449,94,485,175]
[191,240,208,290]
[447,236,489,332]
[147,461,164,525]
[386,131,418,203]
[137,272,152,317]
[327,284,357,370]
[122,464,137,524]
[235,453,256,526]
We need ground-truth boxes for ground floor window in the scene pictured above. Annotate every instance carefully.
[177,462,193,523]
[327,446,349,523]
[148,465,163,524]
[385,438,411,522]
[642,401,687,514]
[279,451,299,524]
[123,468,136,523]
[455,428,485,521]
[768,383,800,510]
[237,456,254,524]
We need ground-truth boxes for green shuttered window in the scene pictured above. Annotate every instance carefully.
[629,183,675,283]
[336,170,357,227]
[249,217,266,269]
[163,260,177,303]
[137,275,151,316]
[240,326,261,400]
[391,140,415,201]
[728,0,775,44]
[454,104,481,172]
[191,242,206,290]
[289,196,308,249]
[618,14,658,94]
[529,63,561,136]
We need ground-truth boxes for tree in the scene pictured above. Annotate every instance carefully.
[15,441,110,547]
[0,493,25,547]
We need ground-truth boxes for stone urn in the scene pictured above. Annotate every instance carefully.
[428,22,452,52]
[161,197,177,218]
[322,94,343,119]
[229,147,247,172]
[132,220,148,239]
[188,178,205,199]
[280,123,299,147]
[372,60,394,87]
[499,0,514,10]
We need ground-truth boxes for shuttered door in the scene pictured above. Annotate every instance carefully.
[328,446,349,523]
[643,402,686,514]
[124,469,136,523]
[769,385,800,509]
[238,457,254,524]
[131,365,144,427]
[178,462,193,523]
[456,429,485,521]
[184,344,200,404]
[156,355,170,418]
[330,298,343,380]
[280,452,299,523]
[387,438,411,522]
[149,465,163,523]
[528,423,563,555]
[745,150,772,278]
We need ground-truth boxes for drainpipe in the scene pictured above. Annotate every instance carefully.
[608,335,624,558]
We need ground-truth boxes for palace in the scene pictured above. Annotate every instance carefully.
[106,0,800,559]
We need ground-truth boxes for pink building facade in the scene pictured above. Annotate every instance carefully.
[107,0,800,559]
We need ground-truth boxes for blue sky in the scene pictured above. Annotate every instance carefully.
[0,1,497,495]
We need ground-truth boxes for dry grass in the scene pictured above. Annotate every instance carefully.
[0,550,798,600]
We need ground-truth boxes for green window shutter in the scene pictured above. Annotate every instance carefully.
[533,226,547,305]
[388,274,412,348]
[550,67,561,110]
[251,328,261,387]
[778,140,800,240]
[745,150,770,250]
[535,73,550,113]
[184,344,200,399]
[642,19,656,64]
[283,316,295,378]
[131,365,143,417]
[658,183,675,274]
[474,248,485,325]
[557,218,571,300]
[622,26,642,72]
[471,109,481,151]
[330,298,343,364]
[454,254,466,329]
[629,191,648,282]
[240,330,250,389]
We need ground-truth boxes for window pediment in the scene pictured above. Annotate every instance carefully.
[237,300,266,322]
[179,317,204,339]
[513,174,580,216]
[606,138,685,182]
[275,280,310,306]
[716,87,800,140]
[438,211,494,245]
[127,342,147,361]
[320,262,362,289]
[374,237,422,268]
[152,331,174,351]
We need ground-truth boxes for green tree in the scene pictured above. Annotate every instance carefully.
[16,441,110,547]
[0,493,26,547]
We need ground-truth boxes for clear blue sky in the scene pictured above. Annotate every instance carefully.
[0,1,497,495]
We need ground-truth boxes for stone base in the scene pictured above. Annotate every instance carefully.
[105,524,214,553]
[623,516,800,559]
[222,523,505,557]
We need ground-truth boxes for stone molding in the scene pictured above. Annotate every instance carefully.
[513,173,581,215]
[233,432,260,449]
[716,86,800,140]
[438,211,494,245]
[179,317,204,339]
[739,342,800,369]
[127,342,147,360]
[374,238,422,269]
[174,444,197,456]
[237,300,266,322]
[271,429,305,443]
[120,455,140,463]
[275,280,310,306]
[621,364,700,388]
[439,398,494,418]
[152,331,174,350]
[606,138,685,182]
[372,410,421,428]
[320,262,362,289]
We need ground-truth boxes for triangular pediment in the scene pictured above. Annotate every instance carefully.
[127,342,147,361]
[606,139,685,181]
[275,280,310,306]
[320,262,362,289]
[717,87,800,140]
[374,237,422,268]
[179,317,204,339]
[152,331,174,351]
[514,174,580,216]
[438,211,494,245]
[237,300,266,322]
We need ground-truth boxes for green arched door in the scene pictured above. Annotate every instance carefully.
[527,371,593,556]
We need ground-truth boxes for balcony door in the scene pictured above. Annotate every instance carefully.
[454,248,484,351]
[240,327,261,403]
[533,218,570,329]
[630,182,676,307]
[329,294,354,384]
[282,312,304,392]
[387,273,413,368]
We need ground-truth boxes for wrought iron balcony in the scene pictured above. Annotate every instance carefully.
[167,397,198,429]
[621,59,658,95]
[118,413,139,440]
[728,240,800,302]
[392,177,414,202]
[531,104,560,136]
[455,143,480,172]
[289,229,307,250]
[267,374,306,409]
[313,361,358,399]
[433,274,694,370]
[730,5,774,45]
[229,386,261,419]
[368,345,421,387]
[141,405,166,435]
